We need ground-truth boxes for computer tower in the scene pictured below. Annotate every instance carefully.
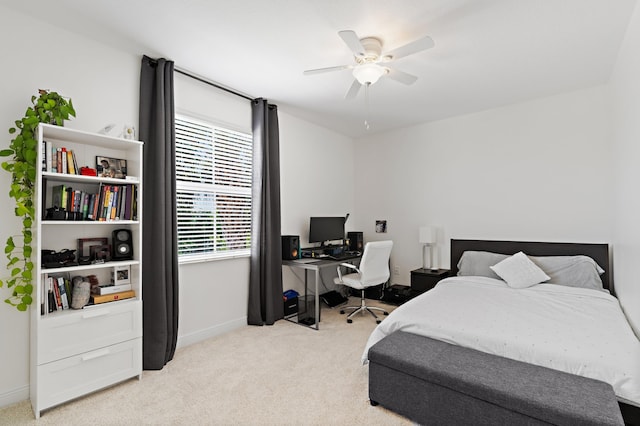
[281,235,300,260]
[347,231,364,251]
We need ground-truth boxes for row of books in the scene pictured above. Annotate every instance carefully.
[45,276,72,312]
[41,141,80,174]
[50,183,137,221]
[41,275,136,315]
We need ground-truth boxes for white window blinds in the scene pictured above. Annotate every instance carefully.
[175,116,252,260]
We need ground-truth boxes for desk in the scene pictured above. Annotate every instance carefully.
[282,255,361,330]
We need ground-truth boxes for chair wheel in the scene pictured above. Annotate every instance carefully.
[376,319,381,324]
[347,319,353,323]
[340,310,345,315]
[383,312,389,316]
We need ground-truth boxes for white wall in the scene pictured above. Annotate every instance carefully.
[610,2,640,334]
[0,5,356,408]
[279,112,355,295]
[354,86,613,290]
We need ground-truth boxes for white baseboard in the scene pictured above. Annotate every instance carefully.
[176,316,246,349]
[0,384,29,409]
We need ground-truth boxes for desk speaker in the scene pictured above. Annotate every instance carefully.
[282,235,300,260]
[112,229,133,260]
[347,231,363,251]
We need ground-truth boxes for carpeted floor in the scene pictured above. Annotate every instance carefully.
[0,298,412,425]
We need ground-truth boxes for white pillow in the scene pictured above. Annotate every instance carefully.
[490,251,550,289]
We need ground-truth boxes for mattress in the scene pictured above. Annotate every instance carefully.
[362,276,640,406]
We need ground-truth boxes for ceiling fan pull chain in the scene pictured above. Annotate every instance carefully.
[364,82,371,130]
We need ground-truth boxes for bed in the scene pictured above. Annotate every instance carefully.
[363,239,640,424]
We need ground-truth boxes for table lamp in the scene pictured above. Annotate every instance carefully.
[419,226,436,270]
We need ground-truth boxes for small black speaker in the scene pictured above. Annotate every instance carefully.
[347,231,363,251]
[112,229,133,260]
[281,235,300,260]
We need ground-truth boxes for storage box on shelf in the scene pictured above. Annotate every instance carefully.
[31,124,143,418]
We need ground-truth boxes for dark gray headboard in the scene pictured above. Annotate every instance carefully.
[450,239,612,292]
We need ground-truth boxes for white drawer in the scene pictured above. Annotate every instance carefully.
[37,300,141,365]
[36,338,142,414]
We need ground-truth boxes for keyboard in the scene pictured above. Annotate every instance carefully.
[326,251,360,260]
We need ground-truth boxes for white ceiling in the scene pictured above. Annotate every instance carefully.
[3,0,636,138]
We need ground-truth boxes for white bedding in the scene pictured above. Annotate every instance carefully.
[362,276,640,406]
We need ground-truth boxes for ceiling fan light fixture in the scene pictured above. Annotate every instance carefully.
[353,63,386,85]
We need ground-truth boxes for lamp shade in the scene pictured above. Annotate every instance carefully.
[419,226,436,244]
[353,63,386,85]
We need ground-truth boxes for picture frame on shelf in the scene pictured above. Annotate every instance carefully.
[96,156,127,179]
[78,238,109,264]
[112,264,131,286]
[90,245,112,263]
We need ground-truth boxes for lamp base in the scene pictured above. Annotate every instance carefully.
[422,244,434,270]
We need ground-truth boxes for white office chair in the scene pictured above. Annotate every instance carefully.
[333,240,393,324]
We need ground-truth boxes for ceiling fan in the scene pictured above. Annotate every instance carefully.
[303,30,434,99]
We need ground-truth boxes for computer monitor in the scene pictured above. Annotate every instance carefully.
[308,217,345,246]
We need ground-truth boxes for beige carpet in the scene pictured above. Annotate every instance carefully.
[0,298,412,425]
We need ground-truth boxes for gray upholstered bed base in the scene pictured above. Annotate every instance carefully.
[368,331,624,426]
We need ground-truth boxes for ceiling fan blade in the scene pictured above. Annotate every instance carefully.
[338,30,365,56]
[345,79,361,99]
[386,68,418,85]
[303,64,352,75]
[384,36,434,61]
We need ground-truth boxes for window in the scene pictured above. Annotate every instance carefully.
[175,115,252,261]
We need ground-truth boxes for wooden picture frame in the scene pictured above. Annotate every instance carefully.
[78,238,109,264]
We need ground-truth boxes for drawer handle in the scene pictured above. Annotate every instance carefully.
[82,309,110,319]
[81,348,110,361]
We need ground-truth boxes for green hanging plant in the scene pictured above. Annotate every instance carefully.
[0,89,75,311]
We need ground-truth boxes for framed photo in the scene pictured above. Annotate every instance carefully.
[375,220,387,233]
[96,156,127,179]
[112,264,131,286]
[90,244,111,263]
[78,238,109,263]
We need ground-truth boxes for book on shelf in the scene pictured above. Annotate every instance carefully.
[110,185,119,220]
[90,289,135,305]
[50,143,57,173]
[57,277,69,310]
[82,192,91,220]
[66,150,75,174]
[52,277,62,310]
[51,184,65,209]
[71,149,79,175]
[47,287,56,313]
[61,147,67,174]
[95,284,132,295]
[41,140,47,172]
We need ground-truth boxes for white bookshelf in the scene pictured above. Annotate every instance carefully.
[30,124,143,418]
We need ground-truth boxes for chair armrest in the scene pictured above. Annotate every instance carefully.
[336,262,360,282]
[340,262,360,272]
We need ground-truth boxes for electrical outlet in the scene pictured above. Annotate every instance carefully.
[393,266,400,275]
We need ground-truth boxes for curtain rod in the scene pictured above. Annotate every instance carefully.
[174,67,254,102]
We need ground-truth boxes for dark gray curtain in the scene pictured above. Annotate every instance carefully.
[139,55,179,369]
[248,98,283,325]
